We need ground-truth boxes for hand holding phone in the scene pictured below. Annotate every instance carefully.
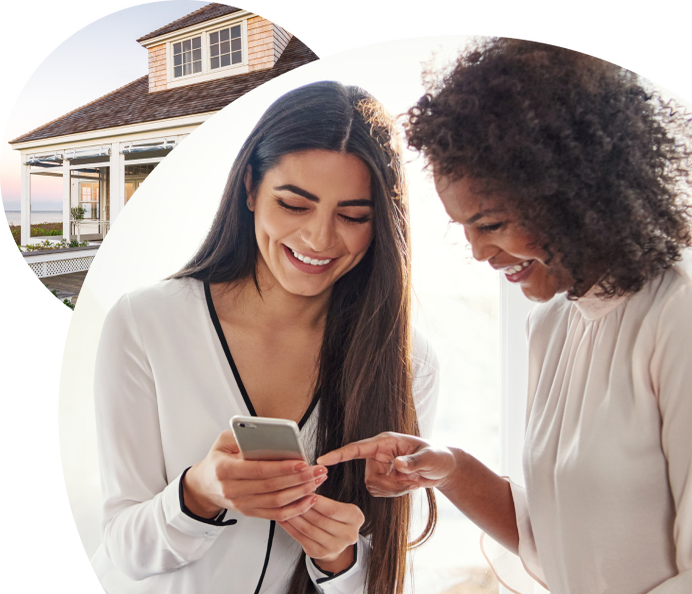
[181,423,325,522]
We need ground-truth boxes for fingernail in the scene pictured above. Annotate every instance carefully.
[313,466,327,477]
[294,462,308,472]
[311,496,318,504]
[397,456,409,467]
[315,474,327,486]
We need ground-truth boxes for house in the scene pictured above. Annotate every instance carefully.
[9,3,318,279]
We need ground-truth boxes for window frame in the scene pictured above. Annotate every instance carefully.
[166,18,249,86]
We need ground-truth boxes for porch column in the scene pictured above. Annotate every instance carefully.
[62,158,71,242]
[20,154,30,246]
[109,142,122,224]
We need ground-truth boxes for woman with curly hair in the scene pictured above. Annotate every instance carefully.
[319,39,692,593]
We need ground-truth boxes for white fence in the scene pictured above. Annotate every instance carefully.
[22,246,99,278]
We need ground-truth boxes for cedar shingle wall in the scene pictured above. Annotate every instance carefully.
[274,25,292,63]
[247,16,276,73]
[148,44,168,93]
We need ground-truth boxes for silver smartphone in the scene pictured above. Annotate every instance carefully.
[229,415,308,462]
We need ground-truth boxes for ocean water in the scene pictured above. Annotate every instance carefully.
[4,210,63,226]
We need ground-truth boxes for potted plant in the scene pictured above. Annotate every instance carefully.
[70,206,86,221]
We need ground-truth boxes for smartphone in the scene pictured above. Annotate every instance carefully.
[230,415,308,462]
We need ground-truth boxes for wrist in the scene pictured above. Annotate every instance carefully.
[436,447,466,494]
[182,463,223,519]
[313,544,355,575]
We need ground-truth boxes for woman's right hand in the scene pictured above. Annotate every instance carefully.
[317,432,457,497]
[182,430,328,521]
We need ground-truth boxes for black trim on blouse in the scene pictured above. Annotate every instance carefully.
[203,280,323,591]
[253,521,276,594]
[203,281,320,429]
[179,467,237,526]
[313,543,359,584]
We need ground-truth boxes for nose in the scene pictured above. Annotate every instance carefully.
[465,227,499,263]
[300,211,337,253]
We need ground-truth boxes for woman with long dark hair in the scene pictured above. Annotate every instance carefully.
[319,40,692,593]
[92,81,438,594]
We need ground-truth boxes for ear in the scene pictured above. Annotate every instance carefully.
[244,165,255,211]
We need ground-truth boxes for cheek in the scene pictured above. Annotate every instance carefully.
[347,223,374,257]
[255,207,295,242]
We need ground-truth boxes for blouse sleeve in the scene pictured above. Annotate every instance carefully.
[645,282,692,593]
[94,295,233,581]
[411,328,441,439]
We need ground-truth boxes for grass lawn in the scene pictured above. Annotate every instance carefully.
[9,222,63,244]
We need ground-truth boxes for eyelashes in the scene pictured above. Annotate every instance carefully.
[276,199,371,224]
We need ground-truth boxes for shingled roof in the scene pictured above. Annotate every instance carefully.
[137,3,242,43]
[10,37,318,145]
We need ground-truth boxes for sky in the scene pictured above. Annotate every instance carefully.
[0,1,208,211]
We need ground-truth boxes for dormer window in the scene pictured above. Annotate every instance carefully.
[164,19,249,88]
[210,25,242,69]
[173,37,202,78]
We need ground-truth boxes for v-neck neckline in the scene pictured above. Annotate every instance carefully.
[203,281,320,429]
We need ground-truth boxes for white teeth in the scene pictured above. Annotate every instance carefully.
[504,261,532,276]
[291,249,332,266]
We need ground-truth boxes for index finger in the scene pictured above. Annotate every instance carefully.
[316,436,385,466]
[317,432,424,466]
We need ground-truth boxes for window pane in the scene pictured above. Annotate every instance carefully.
[210,31,218,44]
[184,51,191,63]
[210,44,219,57]
[220,41,230,54]
[220,28,229,41]
[232,51,242,64]
[183,39,191,51]
[174,66,182,77]
[193,48,201,61]
[221,54,230,67]
[174,54,182,66]
[210,56,219,69]
[193,61,201,73]
[231,25,241,38]
[173,42,181,54]
[231,38,241,52]
[183,63,191,76]
[192,36,201,49]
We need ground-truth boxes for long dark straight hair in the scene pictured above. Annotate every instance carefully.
[175,81,436,593]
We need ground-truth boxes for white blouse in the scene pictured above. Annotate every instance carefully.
[90,277,439,594]
[492,257,692,594]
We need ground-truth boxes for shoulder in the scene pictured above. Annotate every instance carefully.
[101,277,206,345]
[106,277,204,323]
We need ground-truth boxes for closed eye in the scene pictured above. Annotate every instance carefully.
[477,222,504,232]
[277,199,308,213]
[339,213,371,224]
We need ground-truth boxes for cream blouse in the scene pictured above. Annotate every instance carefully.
[491,257,692,594]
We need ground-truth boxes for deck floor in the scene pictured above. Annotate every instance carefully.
[40,270,88,304]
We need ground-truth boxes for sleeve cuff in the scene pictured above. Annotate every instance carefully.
[161,468,237,538]
[306,534,370,593]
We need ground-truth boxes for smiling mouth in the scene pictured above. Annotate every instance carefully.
[288,247,334,267]
[503,260,533,276]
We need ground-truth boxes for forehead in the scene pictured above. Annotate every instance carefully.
[433,174,505,222]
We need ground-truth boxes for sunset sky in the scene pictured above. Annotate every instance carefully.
[0,1,208,211]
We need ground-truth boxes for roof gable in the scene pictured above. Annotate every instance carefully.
[137,3,242,44]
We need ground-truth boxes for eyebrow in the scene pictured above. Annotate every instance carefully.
[274,184,373,208]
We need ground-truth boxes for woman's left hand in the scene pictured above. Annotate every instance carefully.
[278,495,364,574]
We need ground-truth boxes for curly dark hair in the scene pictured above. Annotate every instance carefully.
[406,37,692,298]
